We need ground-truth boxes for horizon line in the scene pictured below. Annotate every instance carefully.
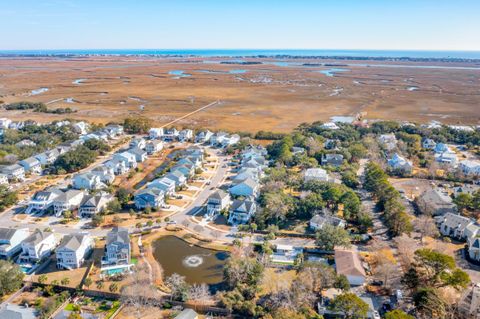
[1,48,480,52]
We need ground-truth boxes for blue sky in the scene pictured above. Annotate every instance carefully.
[1,0,479,51]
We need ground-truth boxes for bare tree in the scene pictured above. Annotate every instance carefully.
[394,234,418,268]
[188,283,212,306]
[375,260,397,290]
[120,264,161,319]
[165,273,190,301]
[415,215,439,243]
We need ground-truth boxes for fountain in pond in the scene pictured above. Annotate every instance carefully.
[183,255,204,268]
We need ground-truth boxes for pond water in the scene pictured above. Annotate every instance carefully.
[319,68,350,77]
[168,70,192,78]
[407,86,419,91]
[30,87,49,95]
[152,236,229,285]
[72,78,86,85]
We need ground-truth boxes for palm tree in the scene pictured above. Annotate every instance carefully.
[96,281,104,290]
[84,277,93,289]
[109,283,118,293]
[61,277,70,286]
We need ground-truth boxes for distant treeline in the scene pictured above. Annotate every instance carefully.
[4,101,76,114]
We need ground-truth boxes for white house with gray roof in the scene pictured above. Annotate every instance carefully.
[147,177,176,196]
[0,164,25,181]
[56,233,93,269]
[18,230,57,263]
[437,213,473,239]
[146,140,163,155]
[52,189,85,216]
[91,166,115,184]
[129,147,148,162]
[79,192,114,218]
[105,158,129,175]
[206,190,230,218]
[73,172,105,190]
[26,188,64,214]
[0,228,30,258]
[114,152,137,169]
[19,157,42,175]
[165,171,187,187]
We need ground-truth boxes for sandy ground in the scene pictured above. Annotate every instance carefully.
[0,56,479,132]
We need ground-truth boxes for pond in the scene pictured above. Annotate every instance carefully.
[318,68,350,77]
[152,236,229,285]
[168,70,192,78]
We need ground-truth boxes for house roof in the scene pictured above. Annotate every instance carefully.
[310,214,345,228]
[0,228,26,240]
[23,230,53,246]
[0,305,36,319]
[58,233,90,251]
[334,249,366,278]
[54,189,84,203]
[209,190,229,200]
[129,147,147,156]
[174,309,198,319]
[20,157,40,166]
[106,227,129,246]
[135,187,165,197]
[231,199,255,213]
[440,212,472,230]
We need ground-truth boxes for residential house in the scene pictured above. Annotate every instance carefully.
[0,228,30,258]
[134,187,165,210]
[457,283,480,319]
[105,158,129,175]
[435,151,457,166]
[417,188,457,216]
[434,143,451,154]
[437,213,473,239]
[18,230,57,263]
[104,124,124,138]
[292,146,306,155]
[0,117,12,129]
[206,190,230,218]
[19,157,42,175]
[130,137,146,150]
[35,148,60,166]
[304,168,329,183]
[26,188,63,214]
[185,146,205,160]
[179,129,193,142]
[52,189,85,216]
[459,160,480,176]
[321,154,344,167]
[221,134,240,148]
[163,128,179,141]
[56,233,94,269]
[72,121,89,135]
[468,236,480,262]
[172,164,194,179]
[422,138,437,149]
[228,199,256,224]
[334,248,366,286]
[129,147,148,162]
[210,132,228,146]
[165,171,187,187]
[320,122,339,130]
[79,192,114,218]
[0,164,25,181]
[324,139,339,150]
[174,309,199,319]
[146,140,163,155]
[232,168,259,183]
[195,130,213,143]
[0,304,36,319]
[0,174,8,185]
[378,134,397,151]
[387,153,413,174]
[91,166,115,184]
[271,244,304,264]
[310,214,346,231]
[229,177,258,197]
[147,177,176,196]
[149,127,164,140]
[73,172,105,190]
[102,227,131,268]
[241,145,267,160]
[15,139,36,147]
[114,152,137,169]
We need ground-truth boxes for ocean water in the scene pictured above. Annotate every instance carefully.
[1,49,480,59]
